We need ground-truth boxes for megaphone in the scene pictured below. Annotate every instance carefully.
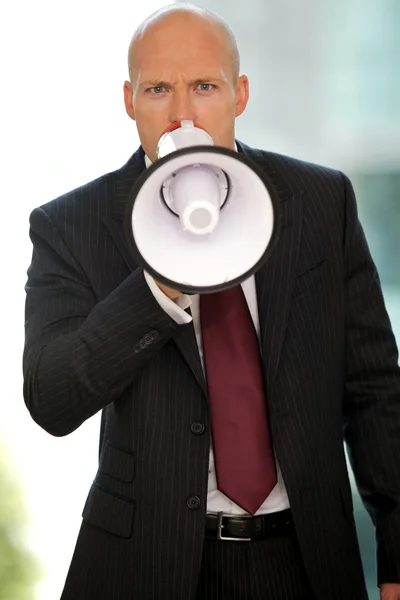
[125,120,280,294]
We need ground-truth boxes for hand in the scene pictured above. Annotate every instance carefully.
[154,280,183,300]
[380,583,400,600]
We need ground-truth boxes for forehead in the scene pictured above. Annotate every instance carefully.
[132,15,231,75]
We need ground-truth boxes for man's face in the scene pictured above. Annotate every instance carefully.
[124,14,249,161]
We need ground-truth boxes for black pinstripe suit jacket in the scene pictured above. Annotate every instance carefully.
[23,142,400,600]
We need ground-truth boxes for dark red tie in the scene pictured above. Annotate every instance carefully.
[200,286,277,515]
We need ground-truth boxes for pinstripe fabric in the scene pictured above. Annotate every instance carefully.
[23,142,400,600]
[196,535,316,600]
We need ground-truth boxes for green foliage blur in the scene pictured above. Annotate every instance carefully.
[0,440,41,600]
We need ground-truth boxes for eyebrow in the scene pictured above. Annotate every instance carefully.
[140,77,224,88]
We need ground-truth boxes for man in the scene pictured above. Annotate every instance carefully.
[23,4,400,600]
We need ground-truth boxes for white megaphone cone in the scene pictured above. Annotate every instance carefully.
[124,121,281,294]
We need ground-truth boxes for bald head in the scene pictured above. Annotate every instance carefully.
[123,3,249,160]
[128,4,240,84]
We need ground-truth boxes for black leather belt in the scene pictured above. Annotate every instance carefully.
[205,509,293,541]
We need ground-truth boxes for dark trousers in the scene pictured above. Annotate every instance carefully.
[195,532,316,600]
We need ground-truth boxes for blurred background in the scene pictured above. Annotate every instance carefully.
[0,0,399,598]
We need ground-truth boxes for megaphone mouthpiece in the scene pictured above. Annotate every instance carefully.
[157,120,214,159]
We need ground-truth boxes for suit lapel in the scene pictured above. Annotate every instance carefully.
[238,143,303,405]
[102,146,145,272]
[102,147,207,396]
[255,196,302,403]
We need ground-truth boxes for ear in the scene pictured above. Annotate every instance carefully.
[235,74,249,118]
[123,80,136,121]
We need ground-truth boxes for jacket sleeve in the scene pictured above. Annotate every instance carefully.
[23,206,180,437]
[341,173,400,585]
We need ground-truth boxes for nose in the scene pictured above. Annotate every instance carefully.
[169,88,197,124]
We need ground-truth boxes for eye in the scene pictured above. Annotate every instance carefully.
[197,83,214,92]
[148,85,166,94]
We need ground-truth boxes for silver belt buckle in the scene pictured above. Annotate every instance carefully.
[217,512,252,541]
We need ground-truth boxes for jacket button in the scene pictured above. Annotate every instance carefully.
[149,330,159,341]
[190,421,205,435]
[187,496,201,510]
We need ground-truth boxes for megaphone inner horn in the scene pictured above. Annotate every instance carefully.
[160,164,230,235]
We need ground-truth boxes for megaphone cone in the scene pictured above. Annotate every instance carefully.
[125,121,281,294]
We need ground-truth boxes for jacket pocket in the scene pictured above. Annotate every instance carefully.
[82,483,135,538]
[99,440,135,483]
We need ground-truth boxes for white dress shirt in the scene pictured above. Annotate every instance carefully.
[143,153,290,515]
